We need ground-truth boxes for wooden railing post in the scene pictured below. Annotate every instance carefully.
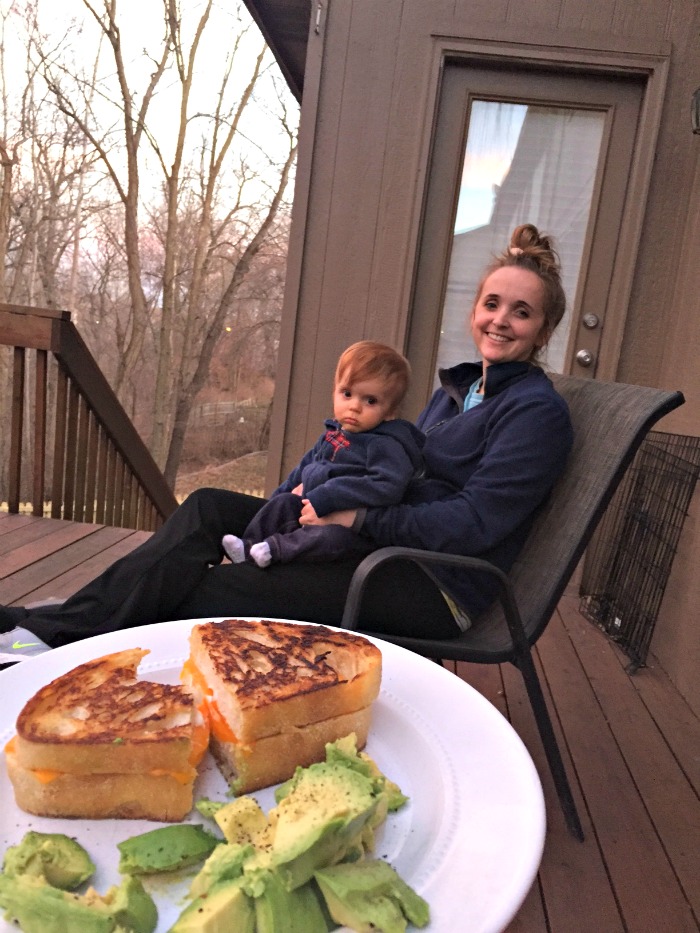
[9,346,25,513]
[1,302,178,529]
[33,349,48,516]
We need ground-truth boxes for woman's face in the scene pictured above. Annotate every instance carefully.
[470,266,548,370]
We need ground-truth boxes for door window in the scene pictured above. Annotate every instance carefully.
[440,99,605,376]
[406,62,644,408]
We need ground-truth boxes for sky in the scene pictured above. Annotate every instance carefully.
[0,0,299,196]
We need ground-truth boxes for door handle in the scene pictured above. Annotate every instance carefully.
[575,349,595,368]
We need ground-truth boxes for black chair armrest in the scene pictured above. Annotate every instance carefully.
[340,546,530,652]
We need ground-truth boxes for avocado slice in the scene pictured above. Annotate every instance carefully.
[0,874,112,933]
[168,877,255,933]
[324,734,408,812]
[315,860,430,933]
[253,871,336,933]
[214,795,270,847]
[92,875,159,933]
[189,842,255,899]
[270,761,378,891]
[0,873,157,933]
[2,830,95,889]
[117,824,220,875]
[195,798,226,820]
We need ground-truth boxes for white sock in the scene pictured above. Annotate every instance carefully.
[249,541,272,568]
[222,534,245,564]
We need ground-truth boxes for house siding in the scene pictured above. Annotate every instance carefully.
[268,0,700,714]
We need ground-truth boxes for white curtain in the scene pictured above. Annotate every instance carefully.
[437,102,605,377]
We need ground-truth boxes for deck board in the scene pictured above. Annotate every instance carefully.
[504,633,626,933]
[0,519,145,604]
[1,511,699,932]
[537,600,695,932]
[560,600,700,923]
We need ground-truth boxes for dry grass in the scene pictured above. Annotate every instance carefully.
[175,450,268,501]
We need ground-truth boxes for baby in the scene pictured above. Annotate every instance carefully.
[222,340,424,567]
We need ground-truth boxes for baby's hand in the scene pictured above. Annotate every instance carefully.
[299,499,320,524]
[292,483,304,496]
[300,500,356,528]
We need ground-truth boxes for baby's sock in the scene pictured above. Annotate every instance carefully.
[222,534,245,564]
[249,541,272,568]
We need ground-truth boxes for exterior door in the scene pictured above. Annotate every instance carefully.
[406,60,645,407]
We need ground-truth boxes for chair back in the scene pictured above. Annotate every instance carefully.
[469,375,684,653]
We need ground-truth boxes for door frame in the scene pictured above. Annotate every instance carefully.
[403,38,669,411]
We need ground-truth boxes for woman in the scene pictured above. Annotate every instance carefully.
[0,224,573,650]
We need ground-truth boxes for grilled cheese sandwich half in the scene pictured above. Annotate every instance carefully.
[182,619,382,794]
[6,648,208,821]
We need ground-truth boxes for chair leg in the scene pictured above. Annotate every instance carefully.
[516,652,585,841]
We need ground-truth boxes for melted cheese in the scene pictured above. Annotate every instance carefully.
[207,700,239,745]
[182,658,239,746]
[149,768,196,785]
[189,715,211,765]
[28,766,196,785]
[33,768,62,784]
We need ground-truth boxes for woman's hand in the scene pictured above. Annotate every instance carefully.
[299,500,357,528]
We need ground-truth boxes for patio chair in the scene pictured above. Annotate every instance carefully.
[340,375,685,841]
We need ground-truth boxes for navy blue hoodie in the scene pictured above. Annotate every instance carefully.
[272,417,425,517]
[359,360,573,618]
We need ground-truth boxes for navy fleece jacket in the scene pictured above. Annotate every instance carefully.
[359,361,573,618]
[272,417,425,517]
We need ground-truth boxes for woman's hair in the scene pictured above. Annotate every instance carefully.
[335,341,411,412]
[476,223,566,359]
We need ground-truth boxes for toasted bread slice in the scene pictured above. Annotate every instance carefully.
[184,619,382,744]
[210,705,374,794]
[14,648,202,775]
[5,740,194,821]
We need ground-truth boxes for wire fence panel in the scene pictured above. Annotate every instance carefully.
[580,431,700,670]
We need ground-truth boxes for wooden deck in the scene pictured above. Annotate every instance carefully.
[1,510,699,932]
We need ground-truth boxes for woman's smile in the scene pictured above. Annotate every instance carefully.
[471,266,548,371]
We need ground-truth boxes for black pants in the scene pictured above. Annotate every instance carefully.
[242,493,375,563]
[22,488,460,648]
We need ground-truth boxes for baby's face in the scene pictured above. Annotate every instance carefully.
[333,376,395,433]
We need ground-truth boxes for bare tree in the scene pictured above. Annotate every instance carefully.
[34,0,169,386]
[20,0,297,484]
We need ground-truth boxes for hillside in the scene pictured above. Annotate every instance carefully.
[175,451,267,501]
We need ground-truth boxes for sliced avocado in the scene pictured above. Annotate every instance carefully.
[253,870,336,933]
[214,795,270,847]
[0,873,157,933]
[324,735,408,812]
[0,874,112,933]
[269,761,378,891]
[168,877,254,933]
[315,859,430,932]
[2,830,95,889]
[117,824,220,875]
[189,842,255,899]
[195,798,226,820]
[92,876,158,933]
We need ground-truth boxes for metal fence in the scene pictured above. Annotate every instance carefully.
[580,431,700,671]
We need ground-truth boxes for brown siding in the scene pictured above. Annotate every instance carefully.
[270,0,700,712]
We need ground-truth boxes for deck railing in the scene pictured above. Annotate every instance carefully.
[0,302,178,531]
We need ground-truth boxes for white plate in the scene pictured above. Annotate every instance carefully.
[0,618,545,933]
